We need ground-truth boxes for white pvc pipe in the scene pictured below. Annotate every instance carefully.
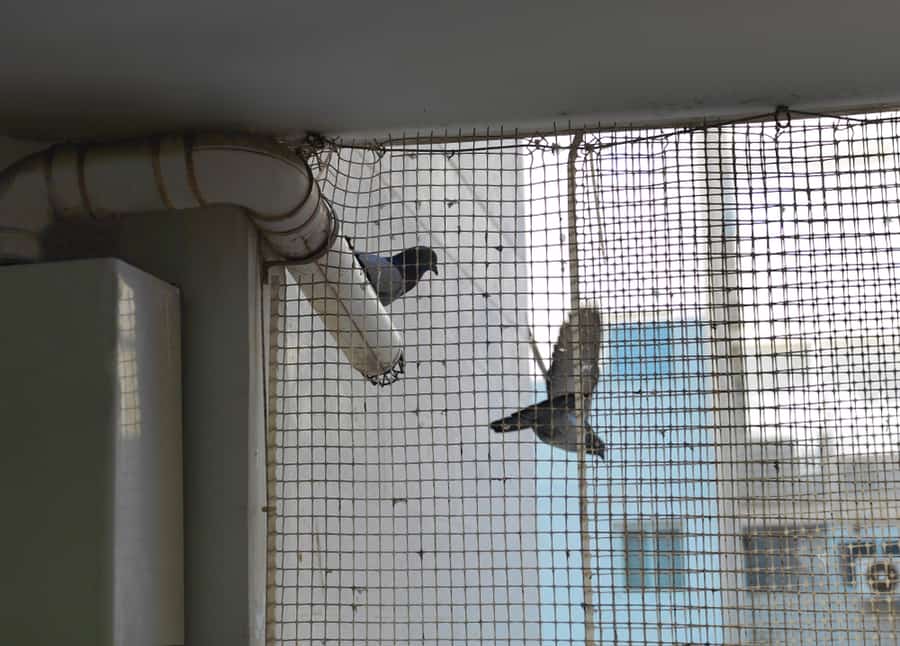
[289,235,404,384]
[0,134,404,382]
[0,134,338,263]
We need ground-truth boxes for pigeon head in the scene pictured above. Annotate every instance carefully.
[393,246,439,284]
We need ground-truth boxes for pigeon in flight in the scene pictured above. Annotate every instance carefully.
[348,238,439,305]
[490,306,605,458]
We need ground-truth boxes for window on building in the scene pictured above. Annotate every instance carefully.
[623,523,685,590]
[838,539,900,586]
[742,528,800,590]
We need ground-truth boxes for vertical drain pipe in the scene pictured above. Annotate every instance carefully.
[0,134,404,383]
[566,131,597,645]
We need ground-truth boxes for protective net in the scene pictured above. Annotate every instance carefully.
[267,110,900,645]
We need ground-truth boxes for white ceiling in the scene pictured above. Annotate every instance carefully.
[2,1,900,141]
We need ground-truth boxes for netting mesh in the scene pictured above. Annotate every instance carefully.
[268,111,900,645]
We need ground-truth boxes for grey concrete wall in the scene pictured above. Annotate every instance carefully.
[0,259,182,646]
[111,209,267,646]
[33,203,267,646]
[4,3,900,139]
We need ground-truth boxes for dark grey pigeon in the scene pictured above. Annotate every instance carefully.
[348,238,439,306]
[490,306,605,458]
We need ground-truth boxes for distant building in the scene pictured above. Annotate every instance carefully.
[734,447,900,645]
[553,323,900,645]
[536,319,724,644]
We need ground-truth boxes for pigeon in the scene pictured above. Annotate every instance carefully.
[490,306,605,458]
[348,238,439,306]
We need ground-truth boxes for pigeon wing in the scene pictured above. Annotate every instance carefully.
[354,251,405,305]
[546,306,602,398]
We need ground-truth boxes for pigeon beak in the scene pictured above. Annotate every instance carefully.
[432,265,439,276]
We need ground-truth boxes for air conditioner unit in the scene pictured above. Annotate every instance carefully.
[856,554,898,591]
[854,550,900,613]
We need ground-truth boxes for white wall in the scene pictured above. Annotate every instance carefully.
[273,145,544,642]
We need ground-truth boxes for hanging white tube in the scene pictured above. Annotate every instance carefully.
[0,134,404,382]
[288,235,404,384]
